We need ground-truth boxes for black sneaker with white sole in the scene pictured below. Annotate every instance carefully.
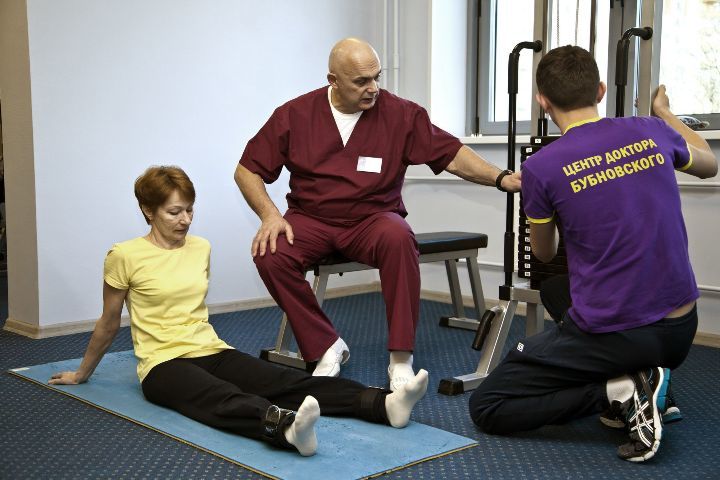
[617,367,667,462]
[600,369,681,429]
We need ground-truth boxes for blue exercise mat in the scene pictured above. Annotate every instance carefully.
[9,351,476,480]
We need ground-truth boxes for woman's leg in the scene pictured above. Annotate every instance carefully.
[141,354,271,439]
[210,350,364,414]
[211,350,427,427]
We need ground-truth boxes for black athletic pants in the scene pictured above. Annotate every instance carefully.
[469,275,697,435]
[142,349,388,442]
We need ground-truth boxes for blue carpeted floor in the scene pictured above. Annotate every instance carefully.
[1,291,718,479]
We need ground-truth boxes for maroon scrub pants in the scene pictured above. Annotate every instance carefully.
[254,210,420,361]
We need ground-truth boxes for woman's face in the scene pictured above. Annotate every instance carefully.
[146,189,194,246]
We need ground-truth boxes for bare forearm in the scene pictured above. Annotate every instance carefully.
[655,108,712,152]
[75,320,119,382]
[49,283,126,385]
[445,146,502,186]
[655,109,717,178]
[649,86,717,178]
[530,222,558,263]
[531,238,557,263]
[234,165,283,221]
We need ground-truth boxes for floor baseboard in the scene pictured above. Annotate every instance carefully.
[3,316,132,339]
[4,285,718,347]
[2,283,383,338]
[420,290,719,348]
[693,331,720,348]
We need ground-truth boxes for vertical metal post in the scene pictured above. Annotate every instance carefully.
[589,0,598,56]
[636,0,663,116]
[467,0,480,135]
[530,0,550,137]
[607,1,630,117]
[505,40,542,290]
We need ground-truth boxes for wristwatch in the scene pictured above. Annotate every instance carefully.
[495,169,514,192]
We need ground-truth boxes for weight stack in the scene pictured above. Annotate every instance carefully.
[518,136,568,290]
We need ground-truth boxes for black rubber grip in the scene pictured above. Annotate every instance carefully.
[472,309,497,351]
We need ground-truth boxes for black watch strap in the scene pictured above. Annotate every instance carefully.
[495,169,514,192]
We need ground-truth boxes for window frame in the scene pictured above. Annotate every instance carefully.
[654,0,720,130]
[473,0,534,136]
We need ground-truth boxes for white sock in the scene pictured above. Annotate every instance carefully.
[312,337,349,377]
[606,375,634,404]
[389,351,413,367]
[284,396,320,456]
[388,352,414,391]
[385,369,429,428]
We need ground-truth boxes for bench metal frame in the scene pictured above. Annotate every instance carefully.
[438,285,545,394]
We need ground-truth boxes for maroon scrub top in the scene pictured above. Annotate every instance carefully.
[240,87,463,225]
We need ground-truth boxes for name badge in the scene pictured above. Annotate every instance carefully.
[357,156,382,173]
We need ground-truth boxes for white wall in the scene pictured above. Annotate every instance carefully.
[3,0,384,330]
[677,165,720,336]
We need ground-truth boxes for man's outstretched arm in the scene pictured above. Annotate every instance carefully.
[445,146,522,192]
[652,85,718,179]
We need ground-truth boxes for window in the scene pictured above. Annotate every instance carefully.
[546,0,610,118]
[659,0,720,129]
[476,0,535,135]
[474,0,610,135]
[471,0,720,134]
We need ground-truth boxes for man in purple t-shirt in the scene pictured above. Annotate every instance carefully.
[234,38,521,391]
[469,46,717,462]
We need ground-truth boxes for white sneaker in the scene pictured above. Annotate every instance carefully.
[312,338,350,377]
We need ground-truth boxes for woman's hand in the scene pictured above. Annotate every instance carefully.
[49,371,85,385]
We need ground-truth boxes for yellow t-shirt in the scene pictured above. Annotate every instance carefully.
[103,235,232,381]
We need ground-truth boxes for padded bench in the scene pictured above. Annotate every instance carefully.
[260,231,489,371]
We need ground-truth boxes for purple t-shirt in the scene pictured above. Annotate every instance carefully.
[240,87,462,225]
[522,116,699,333]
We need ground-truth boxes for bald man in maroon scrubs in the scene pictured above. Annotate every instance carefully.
[235,38,520,390]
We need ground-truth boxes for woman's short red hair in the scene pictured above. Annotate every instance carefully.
[134,166,195,224]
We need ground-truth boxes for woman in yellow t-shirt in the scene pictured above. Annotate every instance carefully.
[49,166,428,456]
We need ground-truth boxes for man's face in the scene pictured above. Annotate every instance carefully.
[330,56,381,114]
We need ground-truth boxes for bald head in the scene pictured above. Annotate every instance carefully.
[328,38,380,73]
[327,38,382,114]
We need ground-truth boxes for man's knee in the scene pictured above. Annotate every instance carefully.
[373,214,418,255]
[468,388,500,434]
[253,245,300,277]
